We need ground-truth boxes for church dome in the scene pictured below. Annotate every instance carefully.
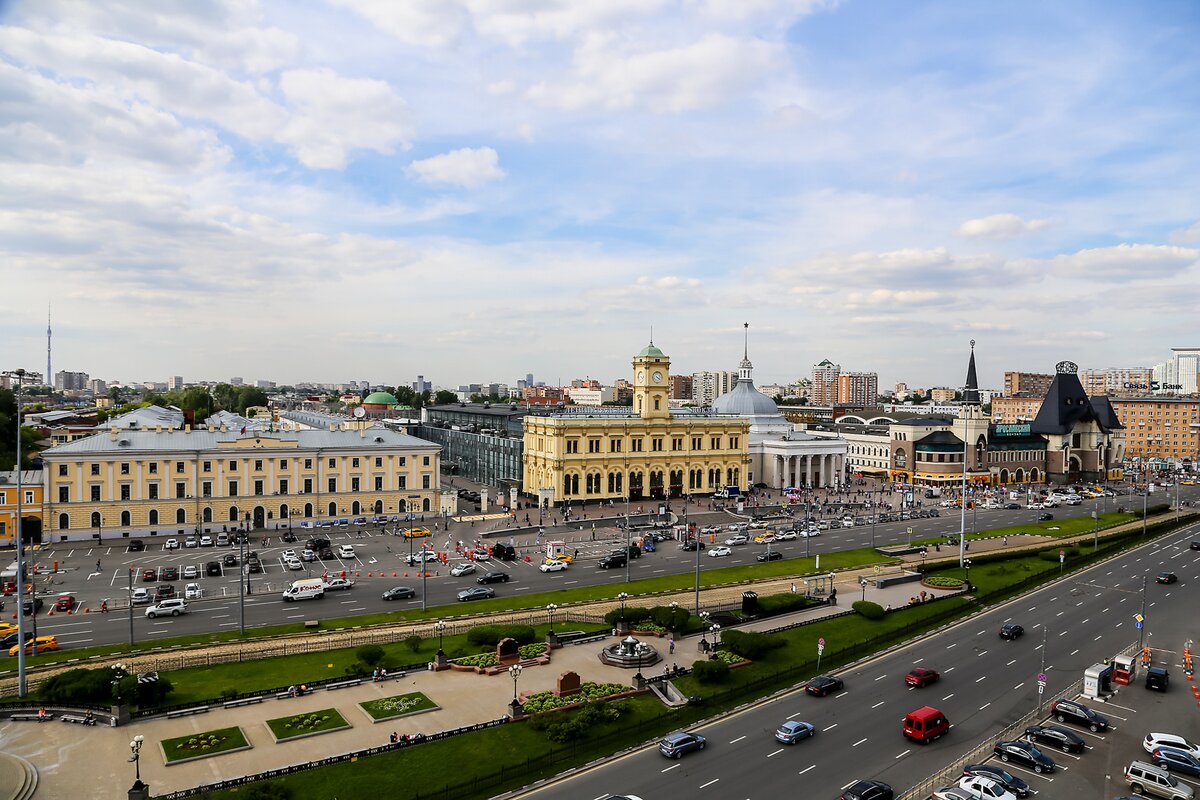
[362,391,399,406]
[636,342,666,358]
[712,380,781,416]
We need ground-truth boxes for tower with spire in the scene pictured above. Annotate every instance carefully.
[959,339,989,472]
[46,304,52,387]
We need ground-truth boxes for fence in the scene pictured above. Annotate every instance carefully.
[898,639,1141,800]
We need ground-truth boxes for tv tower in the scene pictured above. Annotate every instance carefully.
[46,304,52,385]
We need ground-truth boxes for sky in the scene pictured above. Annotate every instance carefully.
[2,0,1199,391]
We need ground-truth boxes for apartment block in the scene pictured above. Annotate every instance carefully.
[1004,371,1053,398]
[990,395,1044,423]
[1109,397,1200,463]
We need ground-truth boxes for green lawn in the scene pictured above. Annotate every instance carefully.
[266,708,350,741]
[911,511,1136,546]
[161,726,249,763]
[359,691,439,721]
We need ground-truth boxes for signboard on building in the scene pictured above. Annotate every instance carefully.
[993,424,1032,437]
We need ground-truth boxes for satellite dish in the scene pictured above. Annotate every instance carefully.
[353,407,366,419]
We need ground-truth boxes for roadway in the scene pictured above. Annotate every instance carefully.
[519,519,1200,800]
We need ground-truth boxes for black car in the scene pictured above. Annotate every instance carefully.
[205,561,222,577]
[1190,541,1200,551]
[127,539,146,552]
[0,630,35,649]
[319,547,335,560]
[994,740,1055,773]
[20,598,44,616]
[962,764,1030,797]
[381,586,417,601]
[619,545,642,559]
[232,531,249,544]
[1024,724,1085,753]
[1156,572,1178,584]
[680,540,706,551]
[1004,502,1021,510]
[658,731,707,759]
[599,553,627,569]
[839,779,893,800]
[756,550,783,562]
[305,537,331,551]
[1037,512,1054,521]
[477,571,510,584]
[247,561,262,574]
[806,675,844,696]
[222,553,239,567]
[246,551,260,562]
[280,531,297,543]
[492,543,517,561]
[999,623,1024,640]
[1050,699,1108,731]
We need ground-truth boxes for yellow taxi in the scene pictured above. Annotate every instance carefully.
[9,635,58,657]
[548,553,573,564]
[753,533,777,544]
[1183,480,1196,486]
[0,623,19,638]
[402,527,432,539]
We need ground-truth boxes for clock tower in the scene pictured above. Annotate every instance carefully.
[632,340,671,420]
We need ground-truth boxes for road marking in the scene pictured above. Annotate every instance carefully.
[852,737,868,747]
[1081,619,1089,625]
[1014,682,1024,690]
[980,702,991,710]
[1029,606,1037,611]
[895,749,910,759]
[1115,622,1123,628]
[767,748,785,758]
[1094,635,1102,641]
[913,657,924,664]
[977,650,989,656]
[698,778,719,789]
[823,723,838,732]
[799,765,815,775]
[835,691,848,698]
[841,781,857,791]
[729,735,746,744]
[1007,659,1017,666]
[874,674,887,681]
[1056,611,1064,617]
[947,643,957,649]
[661,764,680,773]
[976,676,987,683]
[942,693,955,700]
[1070,649,1079,656]
[871,701,885,708]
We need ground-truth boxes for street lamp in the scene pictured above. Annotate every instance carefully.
[699,610,710,646]
[617,592,628,627]
[963,558,972,591]
[13,368,28,697]
[128,733,146,791]
[546,603,557,635]
[435,619,445,656]
[508,663,523,717]
[710,623,721,649]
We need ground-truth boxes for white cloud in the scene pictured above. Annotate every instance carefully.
[1024,243,1200,281]
[1169,220,1200,245]
[957,213,1050,240]
[406,147,505,188]
[328,0,469,48]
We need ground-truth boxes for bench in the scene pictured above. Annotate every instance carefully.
[10,713,43,722]
[60,714,96,725]
[324,679,362,691]
[166,706,209,719]
[223,697,264,709]
[304,620,320,629]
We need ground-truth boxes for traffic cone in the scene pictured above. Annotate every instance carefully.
[403,571,409,577]
[367,572,373,577]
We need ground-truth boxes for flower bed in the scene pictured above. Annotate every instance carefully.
[921,576,965,589]
[453,652,499,668]
[266,708,351,742]
[161,726,250,764]
[710,650,747,667]
[520,682,629,714]
[359,691,439,722]
[518,642,548,659]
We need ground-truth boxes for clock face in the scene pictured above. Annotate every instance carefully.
[652,371,663,383]
[638,371,645,384]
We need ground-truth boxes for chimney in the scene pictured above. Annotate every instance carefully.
[110,427,118,441]
[220,424,228,432]
[185,424,191,434]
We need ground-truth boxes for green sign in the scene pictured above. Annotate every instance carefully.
[994,424,1031,436]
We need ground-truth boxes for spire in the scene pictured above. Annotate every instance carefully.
[738,323,753,381]
[964,339,980,404]
[743,322,749,361]
[46,302,52,385]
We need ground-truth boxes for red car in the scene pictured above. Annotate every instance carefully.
[142,568,158,582]
[53,595,76,612]
[905,667,940,688]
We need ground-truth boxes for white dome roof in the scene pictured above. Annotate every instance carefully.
[712,380,781,417]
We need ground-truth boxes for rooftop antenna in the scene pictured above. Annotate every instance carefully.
[46,303,52,385]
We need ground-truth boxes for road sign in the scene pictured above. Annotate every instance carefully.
[1059,551,1065,563]
[1135,614,1144,623]
[817,643,824,655]
[907,527,913,535]
[874,565,881,575]
[818,638,825,646]
[1135,621,1143,629]
[1038,673,1047,682]
[1038,684,1045,695]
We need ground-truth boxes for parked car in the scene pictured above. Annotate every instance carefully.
[154,584,177,601]
[247,561,262,573]
[961,764,1029,797]
[199,535,213,547]
[222,553,239,567]
[478,571,510,584]
[905,667,940,687]
[756,550,783,562]
[457,587,495,602]
[450,562,477,577]
[840,780,893,800]
[658,731,706,759]
[708,546,732,558]
[164,538,179,550]
[127,539,146,552]
[161,566,179,581]
[539,560,569,573]
[301,549,317,562]
[806,675,844,696]
[775,720,815,744]
[1050,699,1109,731]
[407,551,440,565]
[145,598,188,618]
[305,537,331,551]
[1153,748,1200,778]
[1024,724,1085,753]
[958,776,1017,800]
[184,583,203,600]
[184,537,199,548]
[381,586,417,601]
[338,544,356,559]
[180,564,197,579]
[1125,759,1194,800]
[9,635,58,656]
[285,557,304,571]
[994,740,1055,773]
[1156,572,1178,584]
[54,594,76,612]
[130,587,151,605]
[999,623,1024,640]
[1144,734,1200,760]
[280,530,297,543]
[20,598,44,616]
[932,788,976,800]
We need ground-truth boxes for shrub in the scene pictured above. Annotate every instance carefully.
[1038,546,1080,562]
[692,659,730,683]
[356,645,385,667]
[539,697,628,742]
[852,600,886,620]
[466,624,536,646]
[649,605,692,631]
[603,606,653,627]
[403,634,422,653]
[721,629,785,661]
[922,576,964,588]
[517,642,548,659]
[755,592,817,617]
[39,667,119,704]
[453,653,498,668]
[245,783,293,800]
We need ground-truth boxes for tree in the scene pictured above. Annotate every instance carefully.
[393,386,418,407]
[212,383,238,412]
[433,389,458,406]
[235,387,269,415]
[107,386,123,402]
[0,388,39,469]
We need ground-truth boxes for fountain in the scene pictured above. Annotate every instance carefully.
[599,635,662,669]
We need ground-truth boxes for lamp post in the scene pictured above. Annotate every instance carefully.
[508,663,523,717]
[13,368,27,697]
[617,591,628,631]
[710,623,721,650]
[128,733,147,797]
[699,611,710,647]
[1142,482,1148,537]
[963,558,972,591]
[959,407,969,569]
[127,567,135,646]
[860,575,867,602]
[546,603,557,636]
[436,619,445,656]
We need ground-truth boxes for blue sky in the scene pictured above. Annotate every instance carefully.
[1,0,1198,390]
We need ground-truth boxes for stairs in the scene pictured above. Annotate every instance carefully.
[0,752,38,800]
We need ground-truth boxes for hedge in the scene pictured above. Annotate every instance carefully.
[692,659,731,683]
[721,629,785,661]
[852,600,885,620]
[755,592,819,617]
[465,624,537,646]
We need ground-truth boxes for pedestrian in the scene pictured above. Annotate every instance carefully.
[100,599,108,613]
[790,582,796,594]
[389,731,398,744]
[38,707,47,722]
[95,559,101,572]
[668,637,675,654]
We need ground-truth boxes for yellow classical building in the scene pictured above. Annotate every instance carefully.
[0,470,43,546]
[523,342,750,504]
[40,423,440,543]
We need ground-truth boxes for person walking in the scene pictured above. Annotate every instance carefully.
[95,559,101,573]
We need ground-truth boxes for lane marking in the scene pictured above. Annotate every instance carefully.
[823,723,838,732]
[1007,659,1017,666]
[661,764,680,773]
[767,748,785,758]
[729,735,746,744]
[1014,682,1024,690]
[942,693,955,700]
[895,749,910,759]
[799,765,815,775]
[835,691,849,698]
[874,674,887,681]
[852,737,868,747]
[980,702,991,710]
[871,701,885,709]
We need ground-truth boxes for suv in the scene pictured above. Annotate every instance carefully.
[145,598,189,618]
[658,731,706,758]
[598,552,627,569]
[1050,699,1108,731]
[1126,760,1195,800]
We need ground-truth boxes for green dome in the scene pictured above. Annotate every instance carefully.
[362,391,399,406]
[637,342,666,358]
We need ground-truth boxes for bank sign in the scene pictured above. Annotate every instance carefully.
[1123,381,1183,390]
[993,423,1031,436]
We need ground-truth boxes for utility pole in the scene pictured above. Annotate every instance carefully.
[1138,575,1147,651]
[127,567,135,646]
[14,368,27,697]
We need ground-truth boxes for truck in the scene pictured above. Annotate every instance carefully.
[281,577,325,602]
[924,488,942,498]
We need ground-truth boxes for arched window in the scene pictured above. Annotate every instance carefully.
[422,498,431,512]
[58,512,69,530]
[148,509,159,525]
[280,505,289,519]
[91,511,101,528]
[352,501,361,515]
[304,502,313,518]
[120,510,131,526]
[229,506,240,522]
[328,501,337,517]
[176,508,186,524]
[203,507,212,522]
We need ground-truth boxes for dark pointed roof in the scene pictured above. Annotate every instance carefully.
[964,340,980,405]
[1029,365,1115,435]
[1088,395,1125,430]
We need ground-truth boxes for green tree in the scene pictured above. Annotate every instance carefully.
[0,389,39,469]
[235,387,269,415]
[433,389,458,406]
[393,386,418,407]
[107,386,123,402]
[211,383,238,412]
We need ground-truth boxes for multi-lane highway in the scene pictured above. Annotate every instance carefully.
[519,517,1200,800]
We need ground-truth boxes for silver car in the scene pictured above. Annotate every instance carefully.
[450,562,477,577]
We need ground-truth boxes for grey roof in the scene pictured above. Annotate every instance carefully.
[892,417,955,426]
[280,410,352,430]
[99,405,185,430]
[712,378,781,417]
[0,470,42,486]
[205,410,269,431]
[427,403,529,418]
[914,430,964,450]
[964,343,980,404]
[43,427,437,456]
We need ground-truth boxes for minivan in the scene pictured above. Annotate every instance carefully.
[903,706,950,743]
[1126,760,1195,800]
[282,578,326,602]
[491,543,517,561]
[1147,667,1170,691]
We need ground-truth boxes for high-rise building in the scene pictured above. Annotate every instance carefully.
[1172,347,1200,395]
[810,359,841,405]
[413,375,431,393]
[1003,371,1053,398]
[1081,367,1152,397]
[54,370,89,391]
[88,379,107,396]
[169,375,184,390]
[256,379,276,389]
[668,374,693,401]
[230,377,244,386]
[690,371,735,406]
[836,371,878,405]
[1109,396,1200,463]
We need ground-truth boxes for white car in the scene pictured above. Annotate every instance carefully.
[469,549,491,561]
[199,535,213,547]
[184,583,203,600]
[282,549,299,561]
[932,789,978,800]
[450,562,477,577]
[164,538,179,550]
[1065,496,1082,505]
[539,560,568,573]
[338,544,356,559]
[727,523,749,532]
[1144,733,1200,759]
[840,518,855,527]
[184,537,199,548]
[958,775,1017,800]
[800,529,821,537]
[182,565,199,579]
[724,534,749,546]
[709,546,732,557]
[130,587,151,605]
[301,549,317,562]
[748,520,770,529]
[145,598,189,618]
[775,531,798,541]
[285,558,304,571]
[700,526,721,535]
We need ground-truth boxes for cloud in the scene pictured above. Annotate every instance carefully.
[406,147,505,188]
[956,213,1050,240]
[1024,243,1200,281]
[1169,220,1200,245]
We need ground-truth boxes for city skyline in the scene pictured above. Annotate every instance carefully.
[2,1,1198,387]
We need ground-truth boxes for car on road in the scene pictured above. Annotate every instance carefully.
[222,553,239,567]
[775,720,815,744]
[54,594,76,612]
[338,545,356,559]
[185,583,203,600]
[0,631,34,649]
[146,598,188,618]
[708,546,732,558]
[403,527,431,539]
[753,533,776,543]
[127,539,146,552]
[1145,734,1200,760]
[699,526,721,535]
[1037,512,1054,521]
[161,567,179,582]
[382,586,416,601]
[450,562,477,577]
[999,623,1024,640]
[322,577,353,591]
[546,553,573,564]
[727,522,749,532]
[806,674,844,696]
[680,540,706,551]
[164,538,179,550]
[958,776,1017,800]
[199,535,213,547]
[994,740,1055,773]
[478,571,510,584]
[749,520,771,529]
[1191,541,1200,551]
[9,635,58,656]
[539,560,568,573]
[775,530,798,541]
[130,588,151,605]
[1004,503,1021,510]
[469,548,491,561]
[839,779,893,800]
[1156,572,1178,584]
[1152,748,1200,778]
[756,550,783,562]
[658,731,706,758]
[961,764,1029,797]
[1024,724,1085,753]
[1050,698,1109,731]
[905,667,940,687]
[598,553,627,569]
[182,565,199,579]
[724,534,750,546]
[457,587,495,602]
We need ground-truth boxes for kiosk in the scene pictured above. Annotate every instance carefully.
[1112,653,1137,686]
[1083,662,1114,699]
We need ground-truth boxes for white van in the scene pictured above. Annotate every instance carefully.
[282,577,325,602]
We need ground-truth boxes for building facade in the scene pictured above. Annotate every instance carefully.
[0,471,42,546]
[836,371,879,405]
[990,396,1044,423]
[1081,367,1153,397]
[420,403,529,488]
[524,343,749,504]
[54,370,89,391]
[40,425,441,542]
[690,371,735,406]
[810,359,841,405]
[1108,397,1200,465]
[668,374,693,401]
[1004,371,1053,398]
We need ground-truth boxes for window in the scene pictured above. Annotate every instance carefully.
[280,459,288,470]
[374,476,383,491]
[120,510,131,526]
[148,484,159,500]
[423,456,430,466]
[303,478,312,493]
[254,459,263,471]
[631,438,643,452]
[351,477,360,492]
[176,461,185,473]
[328,477,337,493]
[610,439,622,453]
[711,436,721,450]
[328,458,336,468]
[588,439,600,453]
[279,479,289,495]
[58,464,68,477]
[398,476,407,490]
[304,459,312,470]
[228,460,237,471]
[175,481,186,499]
[375,457,382,468]
[148,509,158,525]
[671,437,683,451]
[58,486,69,502]
[202,481,212,498]
[566,440,579,454]
[651,438,663,452]
[729,436,739,450]
[91,511,101,527]
[398,457,407,467]
[228,480,238,496]
[91,463,100,476]
[148,462,158,475]
[203,460,211,472]
[176,508,186,524]
[120,462,130,475]
[91,485,101,502]
[352,458,360,468]
[422,474,431,489]
[120,485,131,501]
[654,398,661,410]
[692,437,702,450]
[58,512,69,530]
[254,479,264,496]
